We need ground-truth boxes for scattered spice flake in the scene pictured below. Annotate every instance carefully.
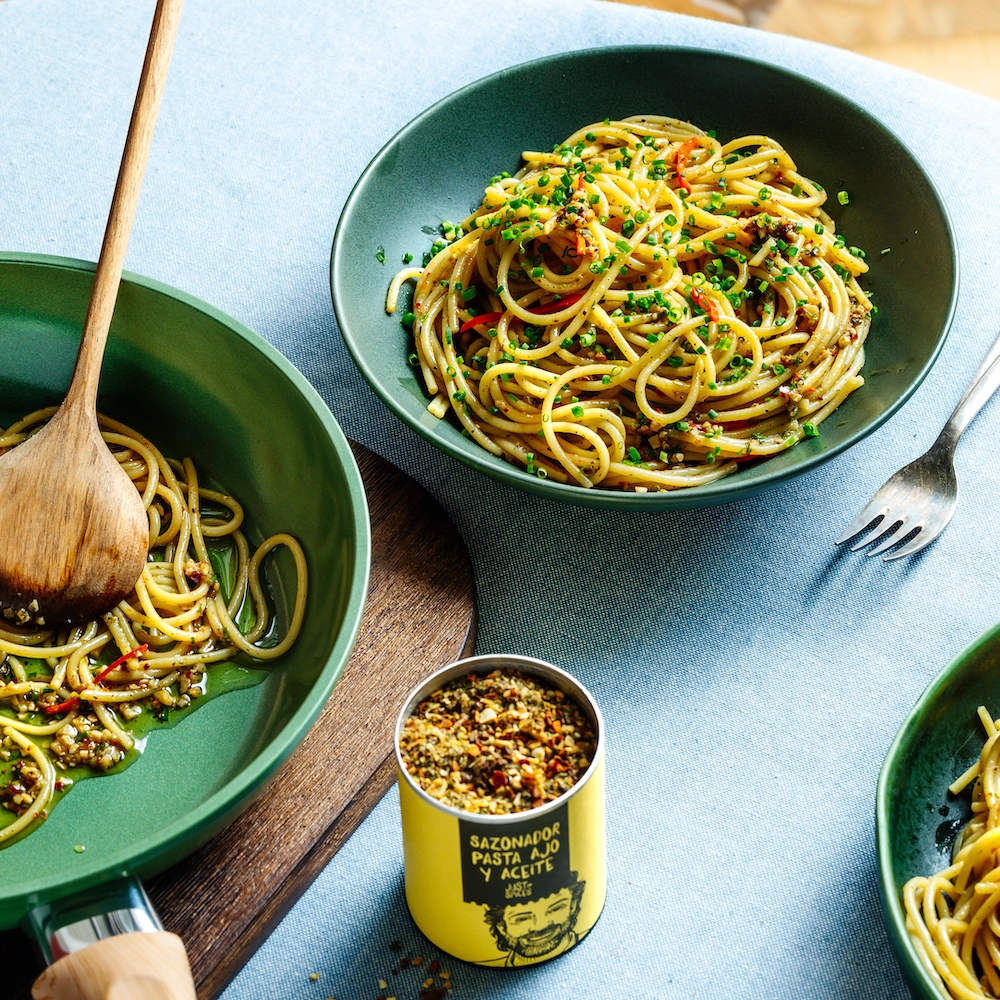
[412,956,423,966]
[389,940,401,951]
[428,960,441,974]
[400,670,596,814]
[379,980,388,989]
[309,972,320,981]
[399,958,409,969]
[419,990,448,1000]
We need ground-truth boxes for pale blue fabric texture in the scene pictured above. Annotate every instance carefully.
[1,0,999,996]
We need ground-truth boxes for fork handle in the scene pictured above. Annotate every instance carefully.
[954,328,1000,412]
[935,346,1000,454]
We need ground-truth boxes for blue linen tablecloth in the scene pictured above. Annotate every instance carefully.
[3,0,1000,996]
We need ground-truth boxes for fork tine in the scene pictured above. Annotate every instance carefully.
[835,502,891,546]
[865,518,916,557]
[849,514,902,552]
[883,525,940,562]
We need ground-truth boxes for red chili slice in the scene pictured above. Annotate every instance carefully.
[43,695,80,716]
[530,291,585,315]
[675,137,700,193]
[690,287,719,323]
[457,292,586,334]
[458,311,503,334]
[92,644,149,686]
[43,644,149,715]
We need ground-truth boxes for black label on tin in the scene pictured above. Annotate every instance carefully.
[459,804,570,907]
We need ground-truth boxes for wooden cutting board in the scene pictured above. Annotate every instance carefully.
[3,442,477,1000]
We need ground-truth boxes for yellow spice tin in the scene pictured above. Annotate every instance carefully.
[395,653,606,967]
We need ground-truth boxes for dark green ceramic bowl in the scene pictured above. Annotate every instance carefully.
[877,623,1000,998]
[332,46,957,510]
[0,253,370,928]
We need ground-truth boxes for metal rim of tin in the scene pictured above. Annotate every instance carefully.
[394,653,605,825]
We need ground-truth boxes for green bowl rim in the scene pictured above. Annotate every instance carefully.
[876,619,1000,998]
[0,251,372,914]
[330,43,960,509]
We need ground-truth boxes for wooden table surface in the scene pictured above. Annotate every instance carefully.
[597,0,1000,99]
[3,442,477,999]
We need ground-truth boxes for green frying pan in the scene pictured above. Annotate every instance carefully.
[0,254,370,993]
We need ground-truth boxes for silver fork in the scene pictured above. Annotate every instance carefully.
[835,330,1000,561]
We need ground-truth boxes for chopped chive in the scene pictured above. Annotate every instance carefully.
[837,190,850,205]
[803,422,819,437]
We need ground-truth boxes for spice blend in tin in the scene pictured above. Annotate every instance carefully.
[399,670,595,814]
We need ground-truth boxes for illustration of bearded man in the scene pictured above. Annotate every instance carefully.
[483,875,586,967]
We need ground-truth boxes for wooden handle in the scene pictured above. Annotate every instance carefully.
[31,932,196,1000]
[66,0,184,414]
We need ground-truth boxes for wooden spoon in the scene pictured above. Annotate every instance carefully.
[0,0,184,626]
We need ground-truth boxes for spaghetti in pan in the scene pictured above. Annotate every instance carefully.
[388,114,873,492]
[0,408,307,845]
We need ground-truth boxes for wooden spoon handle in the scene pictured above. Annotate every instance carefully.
[31,932,196,1000]
[66,0,184,415]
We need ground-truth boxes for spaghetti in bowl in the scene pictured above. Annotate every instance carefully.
[878,623,1000,1000]
[332,46,956,509]
[386,115,871,492]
